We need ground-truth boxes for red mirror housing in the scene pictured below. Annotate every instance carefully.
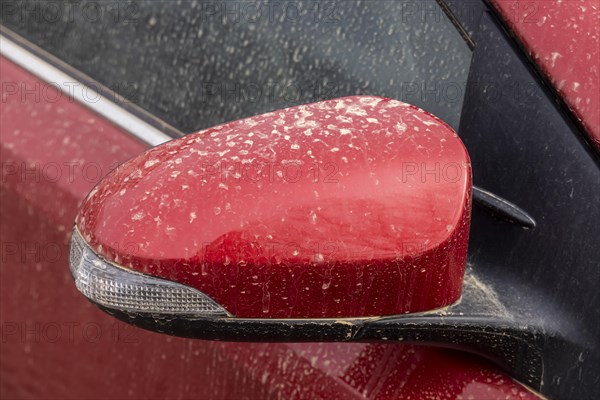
[74,96,471,319]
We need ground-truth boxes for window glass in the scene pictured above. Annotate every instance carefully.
[1,0,472,132]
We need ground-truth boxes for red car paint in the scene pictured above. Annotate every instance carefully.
[490,0,600,150]
[75,96,472,318]
[0,61,147,229]
[0,57,539,398]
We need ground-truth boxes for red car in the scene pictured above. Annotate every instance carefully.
[1,1,598,399]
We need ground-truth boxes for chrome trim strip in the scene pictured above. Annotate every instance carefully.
[0,32,173,147]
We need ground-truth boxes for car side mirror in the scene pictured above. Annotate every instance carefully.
[70,96,472,340]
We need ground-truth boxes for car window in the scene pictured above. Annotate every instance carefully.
[1,0,472,132]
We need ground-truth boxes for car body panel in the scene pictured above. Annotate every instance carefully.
[490,0,600,150]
